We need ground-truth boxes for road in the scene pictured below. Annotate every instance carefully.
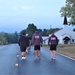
[0,44,75,75]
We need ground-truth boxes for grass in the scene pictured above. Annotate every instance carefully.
[43,44,75,59]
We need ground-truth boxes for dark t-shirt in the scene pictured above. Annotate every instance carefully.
[48,35,59,45]
[26,36,30,45]
[32,31,43,45]
[18,36,28,47]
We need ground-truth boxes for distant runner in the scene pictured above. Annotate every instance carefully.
[48,32,59,60]
[32,29,43,60]
[18,33,28,60]
[25,33,31,53]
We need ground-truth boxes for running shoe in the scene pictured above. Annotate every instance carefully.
[35,56,37,60]
[21,57,26,60]
[26,50,28,53]
[53,58,56,60]
[37,55,41,60]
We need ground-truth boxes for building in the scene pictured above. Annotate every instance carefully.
[42,36,49,45]
[43,16,75,44]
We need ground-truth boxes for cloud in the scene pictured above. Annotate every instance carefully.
[12,6,17,11]
[12,5,32,11]
[20,6,32,10]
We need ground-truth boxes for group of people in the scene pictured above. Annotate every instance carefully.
[18,29,59,60]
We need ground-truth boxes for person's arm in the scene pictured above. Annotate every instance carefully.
[18,39,20,46]
[48,37,51,46]
[56,36,59,46]
[18,38,21,49]
[31,35,35,46]
[40,36,43,47]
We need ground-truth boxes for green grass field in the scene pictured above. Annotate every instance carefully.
[43,44,75,59]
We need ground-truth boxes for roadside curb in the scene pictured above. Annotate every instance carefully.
[57,53,75,61]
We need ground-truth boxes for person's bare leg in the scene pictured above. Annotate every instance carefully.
[37,50,41,59]
[34,50,37,59]
[22,52,24,56]
[50,50,53,58]
[22,52,26,57]
[26,46,30,53]
[53,50,56,59]
[37,50,40,55]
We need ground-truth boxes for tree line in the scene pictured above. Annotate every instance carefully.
[20,23,61,37]
[0,24,60,45]
[0,23,75,45]
[0,32,18,45]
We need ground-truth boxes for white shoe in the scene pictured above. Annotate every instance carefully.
[21,57,26,60]
[26,50,28,53]
[51,55,53,59]
[38,55,41,60]
[35,56,37,60]
[53,58,56,60]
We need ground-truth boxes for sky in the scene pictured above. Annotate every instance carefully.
[0,0,74,33]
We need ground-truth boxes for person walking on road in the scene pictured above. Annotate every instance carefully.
[18,33,28,60]
[48,32,59,60]
[25,33,31,53]
[32,29,43,60]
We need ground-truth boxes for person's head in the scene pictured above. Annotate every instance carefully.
[35,29,39,34]
[35,29,38,31]
[21,32,25,36]
[35,29,39,32]
[26,33,28,36]
[51,32,54,36]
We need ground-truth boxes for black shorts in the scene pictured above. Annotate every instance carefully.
[50,44,57,50]
[27,44,29,47]
[34,45,40,50]
[20,46,26,52]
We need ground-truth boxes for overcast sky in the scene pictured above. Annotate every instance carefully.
[0,0,74,33]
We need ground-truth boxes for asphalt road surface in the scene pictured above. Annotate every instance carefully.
[0,44,75,75]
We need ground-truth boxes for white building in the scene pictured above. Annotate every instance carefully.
[43,16,75,44]
[54,27,75,44]
[42,36,49,45]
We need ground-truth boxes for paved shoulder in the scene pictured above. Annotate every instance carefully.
[0,45,75,75]
[0,44,19,75]
[17,47,75,75]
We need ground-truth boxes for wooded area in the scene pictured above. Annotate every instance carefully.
[0,24,60,45]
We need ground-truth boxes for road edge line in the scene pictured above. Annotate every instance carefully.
[57,53,75,61]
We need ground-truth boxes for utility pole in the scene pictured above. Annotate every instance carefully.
[50,25,52,29]
[50,25,52,34]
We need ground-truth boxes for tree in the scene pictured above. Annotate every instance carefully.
[20,29,26,35]
[14,31,18,43]
[60,0,75,25]
[38,29,42,35]
[26,23,37,36]
[0,32,7,44]
[38,29,42,33]
[73,28,75,32]
[5,32,19,44]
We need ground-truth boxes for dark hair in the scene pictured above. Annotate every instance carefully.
[21,32,25,35]
[35,29,39,31]
[51,32,54,35]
